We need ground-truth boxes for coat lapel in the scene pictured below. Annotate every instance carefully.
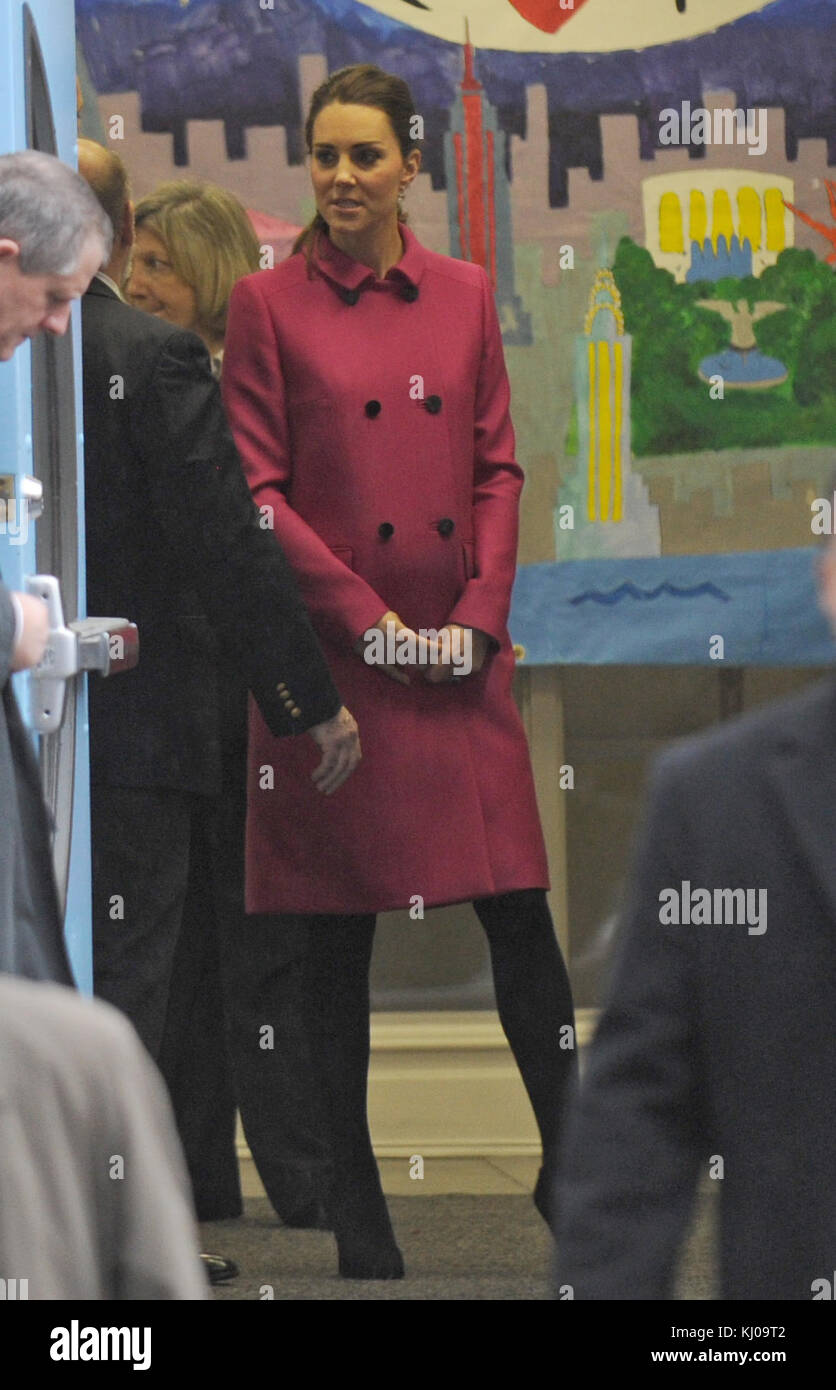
[767,678,836,926]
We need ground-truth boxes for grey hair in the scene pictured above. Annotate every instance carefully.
[0,149,112,275]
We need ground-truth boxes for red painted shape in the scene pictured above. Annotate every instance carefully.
[508,0,592,35]
[464,92,486,268]
[783,184,836,264]
[486,129,498,290]
[453,132,469,259]
[462,27,482,90]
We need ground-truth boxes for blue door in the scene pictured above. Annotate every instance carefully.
[0,0,93,989]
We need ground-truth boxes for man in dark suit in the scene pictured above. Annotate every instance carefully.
[555,561,836,1299]
[0,149,111,982]
[78,142,357,1248]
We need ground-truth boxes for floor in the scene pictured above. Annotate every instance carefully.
[240,1153,541,1200]
[210,1157,717,1299]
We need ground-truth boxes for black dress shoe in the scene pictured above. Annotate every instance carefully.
[201,1253,239,1285]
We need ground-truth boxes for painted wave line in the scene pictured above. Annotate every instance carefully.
[570,581,731,606]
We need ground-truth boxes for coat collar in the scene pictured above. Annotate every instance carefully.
[767,676,836,925]
[85,274,121,302]
[312,223,425,303]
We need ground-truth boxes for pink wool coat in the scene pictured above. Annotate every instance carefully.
[222,224,549,914]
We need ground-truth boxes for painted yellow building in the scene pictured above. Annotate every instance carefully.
[642,170,794,281]
[580,270,628,524]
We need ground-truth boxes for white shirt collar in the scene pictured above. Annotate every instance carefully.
[94,270,125,301]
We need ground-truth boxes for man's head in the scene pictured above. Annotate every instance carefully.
[77,138,133,286]
[0,149,112,361]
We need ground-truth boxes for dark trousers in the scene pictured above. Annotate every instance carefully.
[91,768,329,1222]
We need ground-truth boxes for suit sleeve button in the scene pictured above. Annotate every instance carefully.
[378,522,395,539]
[424,395,442,414]
[437,518,455,537]
[365,399,382,418]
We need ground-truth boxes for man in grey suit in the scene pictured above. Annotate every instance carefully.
[0,581,71,982]
[0,974,208,1300]
[0,149,110,981]
[555,538,836,1301]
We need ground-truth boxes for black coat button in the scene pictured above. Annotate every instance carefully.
[340,287,359,305]
[402,283,419,302]
[424,394,442,414]
[437,518,455,537]
[378,522,395,540]
[365,400,381,418]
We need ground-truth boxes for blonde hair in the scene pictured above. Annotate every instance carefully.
[134,181,260,342]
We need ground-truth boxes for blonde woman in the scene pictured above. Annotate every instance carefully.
[127,180,260,374]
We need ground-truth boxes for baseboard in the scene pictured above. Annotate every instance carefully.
[236,1007,598,1161]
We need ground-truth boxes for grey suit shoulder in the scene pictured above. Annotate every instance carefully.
[0,976,208,1300]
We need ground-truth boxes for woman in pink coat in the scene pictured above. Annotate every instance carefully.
[222,63,575,1281]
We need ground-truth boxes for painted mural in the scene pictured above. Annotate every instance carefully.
[76,0,836,663]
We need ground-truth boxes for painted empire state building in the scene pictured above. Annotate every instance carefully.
[443,23,531,346]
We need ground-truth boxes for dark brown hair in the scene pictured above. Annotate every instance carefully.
[292,63,421,267]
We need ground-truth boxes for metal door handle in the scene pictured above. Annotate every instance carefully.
[71,616,140,677]
[20,475,44,522]
[25,575,140,733]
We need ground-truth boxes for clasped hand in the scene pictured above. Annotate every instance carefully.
[356,611,489,685]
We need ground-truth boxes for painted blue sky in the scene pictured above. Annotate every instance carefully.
[77,0,835,196]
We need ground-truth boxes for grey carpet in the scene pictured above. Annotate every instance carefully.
[201,1184,718,1301]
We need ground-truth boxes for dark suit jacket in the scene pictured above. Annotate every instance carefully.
[82,278,340,794]
[556,678,836,1301]
[0,580,73,983]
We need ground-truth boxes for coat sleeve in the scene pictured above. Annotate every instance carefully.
[223,275,390,648]
[134,329,341,738]
[554,750,708,1299]
[446,267,525,647]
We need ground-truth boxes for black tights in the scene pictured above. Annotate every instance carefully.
[300,889,576,1273]
[472,889,577,1162]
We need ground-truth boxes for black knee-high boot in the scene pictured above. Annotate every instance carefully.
[473,889,577,1230]
[302,913,404,1280]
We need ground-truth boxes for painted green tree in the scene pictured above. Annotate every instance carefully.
[611,240,835,456]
